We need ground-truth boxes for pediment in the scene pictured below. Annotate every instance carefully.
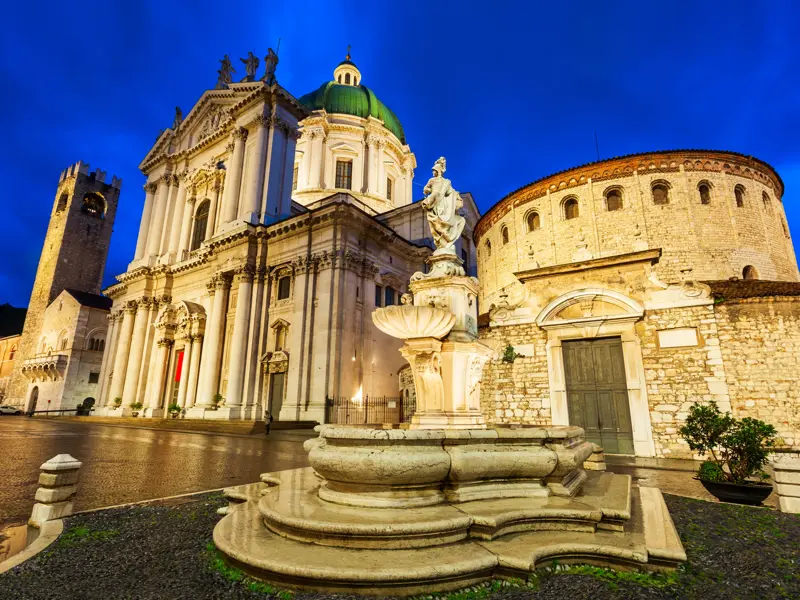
[328,141,359,155]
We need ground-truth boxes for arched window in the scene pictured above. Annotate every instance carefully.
[734,185,745,208]
[337,75,341,83]
[605,189,623,211]
[60,337,68,351]
[87,336,105,352]
[354,77,358,86]
[762,192,771,211]
[526,211,541,232]
[345,73,351,85]
[191,199,210,252]
[56,193,68,212]
[743,265,758,280]
[782,218,790,239]
[563,198,579,220]
[39,338,47,354]
[485,240,492,258]
[698,182,711,205]
[81,193,105,218]
[501,226,509,245]
[9,345,16,360]
[652,183,670,205]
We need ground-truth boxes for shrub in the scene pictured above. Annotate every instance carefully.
[112,397,122,407]
[679,401,776,484]
[502,344,518,363]
[168,403,181,414]
[129,401,144,411]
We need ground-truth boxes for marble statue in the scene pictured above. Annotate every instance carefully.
[215,55,235,89]
[262,48,279,85]
[172,106,183,130]
[421,157,465,254]
[240,52,259,82]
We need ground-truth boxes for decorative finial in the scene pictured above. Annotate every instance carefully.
[346,44,351,61]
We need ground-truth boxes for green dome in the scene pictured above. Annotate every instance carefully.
[299,82,406,145]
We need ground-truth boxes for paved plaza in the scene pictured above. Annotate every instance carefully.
[0,418,310,527]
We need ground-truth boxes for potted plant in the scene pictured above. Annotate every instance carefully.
[211,393,224,411]
[168,403,182,419]
[129,401,144,418]
[112,397,122,409]
[679,401,777,505]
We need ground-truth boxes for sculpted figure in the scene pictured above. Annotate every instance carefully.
[172,106,183,130]
[215,55,236,89]
[240,52,259,81]
[262,48,279,85]
[421,157,465,253]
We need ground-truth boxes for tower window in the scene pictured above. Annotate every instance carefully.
[527,211,541,232]
[743,265,758,280]
[501,226,509,245]
[762,192,771,211]
[605,189,623,211]
[652,183,670,205]
[191,199,210,251]
[335,160,353,189]
[386,177,393,201]
[563,198,579,220]
[485,240,492,257]
[277,276,291,300]
[292,165,299,191]
[8,345,16,360]
[734,185,745,207]
[56,193,68,212]
[81,193,105,218]
[698,182,711,205]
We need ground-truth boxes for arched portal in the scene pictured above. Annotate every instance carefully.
[28,386,39,414]
[536,288,655,457]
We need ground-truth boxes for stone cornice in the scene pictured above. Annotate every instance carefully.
[514,249,662,282]
[474,149,786,242]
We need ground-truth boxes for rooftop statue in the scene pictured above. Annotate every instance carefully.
[240,51,259,82]
[422,157,465,254]
[262,48,279,85]
[172,106,183,130]
[215,55,236,89]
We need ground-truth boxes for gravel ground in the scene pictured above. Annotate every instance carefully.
[0,492,797,600]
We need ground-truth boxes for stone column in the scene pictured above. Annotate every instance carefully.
[207,179,222,239]
[175,337,193,408]
[366,136,379,195]
[158,176,179,256]
[166,176,188,260]
[178,195,196,259]
[310,131,325,189]
[134,183,157,260]
[147,338,173,411]
[220,128,248,225]
[376,140,386,198]
[106,302,136,405]
[240,116,268,223]
[242,268,266,413]
[224,267,254,414]
[184,334,203,407]
[196,275,231,407]
[121,299,151,407]
[146,178,171,258]
[96,311,118,405]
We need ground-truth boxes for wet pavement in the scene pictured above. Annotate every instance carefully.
[0,418,310,527]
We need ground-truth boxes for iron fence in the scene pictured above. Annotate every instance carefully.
[325,395,415,425]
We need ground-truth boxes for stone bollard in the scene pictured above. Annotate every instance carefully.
[29,454,82,528]
[584,443,607,471]
[773,454,800,514]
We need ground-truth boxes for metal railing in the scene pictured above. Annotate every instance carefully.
[324,396,415,425]
[28,407,95,417]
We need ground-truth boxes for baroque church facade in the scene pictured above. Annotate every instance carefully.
[94,52,478,422]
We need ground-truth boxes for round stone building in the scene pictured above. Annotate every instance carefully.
[473,150,800,458]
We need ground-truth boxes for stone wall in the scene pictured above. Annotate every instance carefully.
[716,297,800,448]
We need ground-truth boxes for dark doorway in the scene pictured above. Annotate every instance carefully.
[28,386,39,414]
[268,372,285,420]
[562,337,634,454]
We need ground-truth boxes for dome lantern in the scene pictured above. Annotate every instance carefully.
[333,45,362,87]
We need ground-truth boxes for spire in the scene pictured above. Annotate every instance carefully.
[346,44,351,61]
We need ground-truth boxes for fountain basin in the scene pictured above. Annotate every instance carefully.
[304,425,593,507]
[371,305,455,339]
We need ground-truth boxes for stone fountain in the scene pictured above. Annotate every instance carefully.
[213,157,686,595]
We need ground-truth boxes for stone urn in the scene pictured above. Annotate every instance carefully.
[372,305,455,339]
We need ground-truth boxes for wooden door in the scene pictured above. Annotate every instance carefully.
[268,372,285,421]
[562,337,634,454]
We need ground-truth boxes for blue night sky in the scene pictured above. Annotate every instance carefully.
[1,1,799,307]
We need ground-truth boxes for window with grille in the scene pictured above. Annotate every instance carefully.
[386,177,393,201]
[335,160,353,189]
[88,372,99,384]
[191,200,210,251]
[292,165,299,191]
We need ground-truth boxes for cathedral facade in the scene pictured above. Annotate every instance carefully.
[95,53,478,422]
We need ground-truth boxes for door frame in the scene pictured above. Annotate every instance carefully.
[538,289,655,457]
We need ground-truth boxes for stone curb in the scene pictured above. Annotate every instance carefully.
[0,520,63,575]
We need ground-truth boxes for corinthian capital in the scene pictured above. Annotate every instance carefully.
[234,264,256,283]
[232,127,249,141]
[144,182,158,194]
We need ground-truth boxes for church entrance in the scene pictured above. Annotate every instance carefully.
[28,386,39,414]
[562,337,634,454]
[267,373,285,420]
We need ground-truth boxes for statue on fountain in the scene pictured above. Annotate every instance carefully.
[412,157,468,280]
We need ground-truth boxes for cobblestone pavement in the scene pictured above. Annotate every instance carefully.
[0,417,310,527]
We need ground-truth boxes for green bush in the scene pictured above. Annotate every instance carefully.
[129,401,144,411]
[502,344,518,363]
[168,403,181,414]
[679,401,776,484]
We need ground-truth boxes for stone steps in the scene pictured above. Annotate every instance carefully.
[35,416,317,435]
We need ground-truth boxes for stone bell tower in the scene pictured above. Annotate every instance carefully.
[7,161,122,407]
